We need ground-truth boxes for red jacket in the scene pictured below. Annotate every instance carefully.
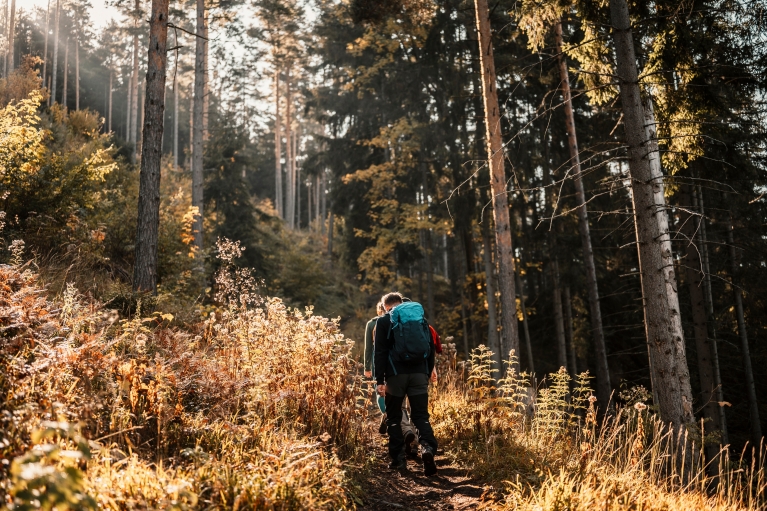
[429,325,443,354]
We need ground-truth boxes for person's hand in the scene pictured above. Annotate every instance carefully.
[377,384,386,397]
[364,370,372,378]
[430,367,438,383]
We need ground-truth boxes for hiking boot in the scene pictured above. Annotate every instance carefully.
[379,414,388,435]
[421,446,437,476]
[404,432,416,456]
[388,459,407,470]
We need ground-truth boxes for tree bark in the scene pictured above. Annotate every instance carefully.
[696,184,728,444]
[130,0,140,160]
[137,77,145,158]
[515,270,535,373]
[482,220,499,363]
[473,0,519,372]
[172,30,178,171]
[43,0,50,93]
[191,0,205,251]
[50,0,60,104]
[554,21,611,402]
[320,171,326,234]
[108,70,113,132]
[285,67,294,228]
[274,68,283,218]
[563,286,578,372]
[727,212,762,446]
[295,130,300,228]
[133,0,169,293]
[5,0,14,74]
[75,37,79,110]
[609,0,694,429]
[552,261,568,371]
[678,185,722,444]
[61,38,68,107]
[126,71,132,139]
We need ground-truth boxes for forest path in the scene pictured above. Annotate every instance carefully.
[357,418,490,510]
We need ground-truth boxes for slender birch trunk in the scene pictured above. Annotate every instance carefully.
[421,160,435,319]
[727,212,762,446]
[130,0,140,158]
[314,174,320,228]
[108,70,113,132]
[191,0,205,251]
[679,186,722,438]
[285,67,294,228]
[126,72,132,138]
[137,77,145,158]
[75,37,79,110]
[554,21,611,403]
[50,0,60,104]
[43,0,50,91]
[61,38,68,106]
[515,270,535,373]
[552,261,568,371]
[473,0,519,372]
[482,220,499,360]
[173,80,178,170]
[696,184,728,444]
[609,0,695,429]
[295,130,300,228]
[5,0,14,73]
[134,0,169,293]
[274,68,283,218]
[320,171,326,234]
[202,15,208,141]
[563,285,578,373]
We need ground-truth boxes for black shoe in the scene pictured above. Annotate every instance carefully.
[379,414,388,435]
[421,447,437,476]
[404,432,416,455]
[388,459,407,470]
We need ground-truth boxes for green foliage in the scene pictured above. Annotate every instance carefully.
[9,422,97,511]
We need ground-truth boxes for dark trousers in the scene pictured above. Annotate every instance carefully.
[385,387,437,462]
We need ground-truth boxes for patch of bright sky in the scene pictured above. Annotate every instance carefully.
[25,0,122,28]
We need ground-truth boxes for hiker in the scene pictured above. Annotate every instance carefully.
[364,302,420,451]
[374,292,438,475]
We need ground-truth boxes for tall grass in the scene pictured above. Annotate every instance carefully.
[0,243,366,509]
[432,345,766,510]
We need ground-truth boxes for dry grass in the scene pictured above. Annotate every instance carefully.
[431,345,766,511]
[0,254,366,509]
[1,255,764,510]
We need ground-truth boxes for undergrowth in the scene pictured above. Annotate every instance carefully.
[431,345,766,510]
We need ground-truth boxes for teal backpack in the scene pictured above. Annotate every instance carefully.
[388,302,431,366]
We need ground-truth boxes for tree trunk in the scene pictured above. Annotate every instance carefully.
[137,78,145,158]
[191,0,205,251]
[130,0,140,159]
[551,260,568,371]
[172,31,178,171]
[473,0,519,372]
[515,270,535,373]
[320,171,326,234]
[315,174,320,228]
[554,21,611,403]
[108,71,113,132]
[133,0,169,293]
[609,0,694,429]
[75,37,79,110]
[563,286,578,373]
[696,184,728,444]
[50,0,60,104]
[727,212,762,446]
[274,68,283,218]
[43,0,50,92]
[126,72,132,139]
[678,185,723,447]
[482,220,499,363]
[421,160,435,319]
[61,38,68,106]
[327,210,334,258]
[285,68,294,228]
[5,0,14,74]
[202,16,208,141]
[295,130,300,228]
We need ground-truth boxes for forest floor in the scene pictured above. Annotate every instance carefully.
[358,413,491,510]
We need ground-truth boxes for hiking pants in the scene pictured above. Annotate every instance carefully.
[384,373,438,462]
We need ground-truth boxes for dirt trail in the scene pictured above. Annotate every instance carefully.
[358,425,490,510]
